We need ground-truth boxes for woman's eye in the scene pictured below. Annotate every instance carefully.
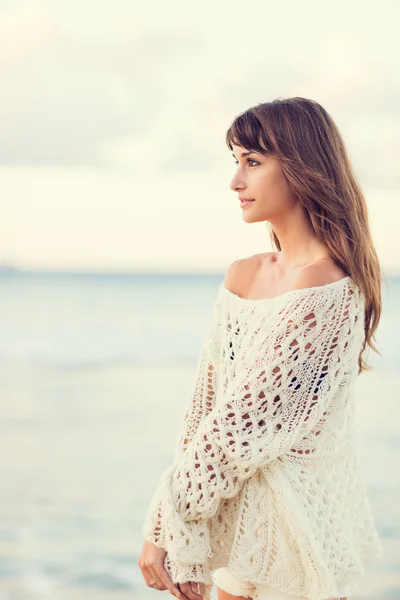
[233,159,259,166]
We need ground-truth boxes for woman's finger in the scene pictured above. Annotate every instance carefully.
[155,562,187,599]
[191,581,202,596]
[174,584,191,600]
[148,566,166,590]
[141,565,164,591]
[178,581,203,600]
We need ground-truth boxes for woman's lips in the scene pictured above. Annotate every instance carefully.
[239,198,255,208]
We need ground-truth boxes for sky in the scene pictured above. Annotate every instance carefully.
[1,0,399,274]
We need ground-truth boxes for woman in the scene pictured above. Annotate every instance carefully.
[138,97,383,600]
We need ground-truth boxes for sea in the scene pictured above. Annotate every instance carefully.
[0,271,399,600]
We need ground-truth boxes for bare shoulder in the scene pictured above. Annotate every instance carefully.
[223,252,275,292]
[223,259,246,293]
[291,260,348,291]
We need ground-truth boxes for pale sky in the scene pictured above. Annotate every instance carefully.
[1,0,399,274]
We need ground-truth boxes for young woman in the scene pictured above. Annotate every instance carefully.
[139,97,383,600]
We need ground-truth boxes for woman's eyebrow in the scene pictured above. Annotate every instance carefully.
[232,151,257,158]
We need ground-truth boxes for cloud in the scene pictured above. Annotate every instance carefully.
[0,0,398,188]
[0,3,206,167]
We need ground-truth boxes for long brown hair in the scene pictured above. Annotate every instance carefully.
[225,96,385,374]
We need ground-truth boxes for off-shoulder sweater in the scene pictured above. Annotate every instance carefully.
[141,276,382,600]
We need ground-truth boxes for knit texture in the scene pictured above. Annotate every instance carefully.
[142,277,382,600]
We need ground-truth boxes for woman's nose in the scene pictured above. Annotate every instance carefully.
[230,174,244,192]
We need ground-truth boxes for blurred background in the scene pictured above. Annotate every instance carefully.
[0,0,399,598]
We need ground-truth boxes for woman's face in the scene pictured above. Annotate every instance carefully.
[230,143,298,223]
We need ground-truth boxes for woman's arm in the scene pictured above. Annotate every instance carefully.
[141,294,221,586]
[173,343,218,460]
[144,340,217,546]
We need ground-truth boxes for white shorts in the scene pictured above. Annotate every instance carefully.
[209,567,349,600]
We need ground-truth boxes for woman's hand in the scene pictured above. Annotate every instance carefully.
[138,541,203,599]
[139,541,182,597]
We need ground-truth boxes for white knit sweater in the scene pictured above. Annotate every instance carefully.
[142,276,382,600]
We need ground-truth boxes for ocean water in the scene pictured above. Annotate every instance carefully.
[0,272,399,600]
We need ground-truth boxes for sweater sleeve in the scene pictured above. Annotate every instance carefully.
[142,285,360,584]
[141,338,217,548]
[173,336,218,460]
[141,295,221,586]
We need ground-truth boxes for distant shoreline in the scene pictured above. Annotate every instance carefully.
[0,266,225,278]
